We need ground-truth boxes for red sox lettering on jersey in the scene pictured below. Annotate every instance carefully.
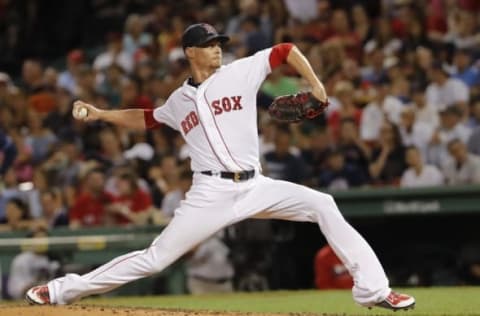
[180,96,243,135]
[146,43,293,172]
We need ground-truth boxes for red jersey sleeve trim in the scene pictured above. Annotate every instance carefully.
[144,109,162,130]
[269,43,294,69]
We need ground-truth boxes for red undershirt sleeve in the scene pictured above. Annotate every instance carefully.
[144,109,162,129]
[269,43,294,70]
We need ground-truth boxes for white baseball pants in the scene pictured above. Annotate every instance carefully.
[48,173,390,305]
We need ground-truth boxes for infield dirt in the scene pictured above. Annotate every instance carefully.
[1,306,336,316]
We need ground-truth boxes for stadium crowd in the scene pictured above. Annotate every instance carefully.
[1,0,480,232]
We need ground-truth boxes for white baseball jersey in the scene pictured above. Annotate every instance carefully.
[153,48,273,172]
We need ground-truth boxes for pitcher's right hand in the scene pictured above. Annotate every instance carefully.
[72,100,102,122]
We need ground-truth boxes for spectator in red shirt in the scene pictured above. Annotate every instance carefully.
[314,244,353,290]
[106,172,153,226]
[69,167,113,228]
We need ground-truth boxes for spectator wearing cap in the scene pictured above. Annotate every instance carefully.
[426,61,469,119]
[451,48,480,87]
[443,139,480,185]
[400,146,443,188]
[93,32,133,74]
[428,105,472,167]
[57,49,85,95]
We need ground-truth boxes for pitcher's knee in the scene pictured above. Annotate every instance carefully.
[308,192,344,222]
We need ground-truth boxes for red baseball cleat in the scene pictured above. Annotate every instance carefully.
[370,291,415,311]
[25,285,51,305]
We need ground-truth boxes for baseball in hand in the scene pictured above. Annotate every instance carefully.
[76,107,88,119]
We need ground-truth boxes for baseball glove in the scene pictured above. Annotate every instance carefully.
[268,92,329,123]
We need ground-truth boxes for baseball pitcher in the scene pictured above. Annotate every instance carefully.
[27,23,414,311]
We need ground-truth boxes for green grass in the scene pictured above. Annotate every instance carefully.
[82,287,480,316]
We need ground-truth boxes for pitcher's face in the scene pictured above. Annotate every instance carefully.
[187,40,223,69]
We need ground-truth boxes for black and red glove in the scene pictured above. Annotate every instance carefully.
[268,92,329,123]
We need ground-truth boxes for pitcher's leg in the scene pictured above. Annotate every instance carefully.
[48,207,235,304]
[242,177,389,306]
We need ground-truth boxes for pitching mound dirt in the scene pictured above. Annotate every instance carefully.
[1,305,336,316]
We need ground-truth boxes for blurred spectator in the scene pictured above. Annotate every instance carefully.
[21,59,44,94]
[318,148,368,190]
[411,85,439,128]
[161,170,192,219]
[338,118,370,178]
[328,81,362,141]
[106,172,153,226]
[57,49,85,95]
[226,0,273,48]
[75,65,97,102]
[239,16,269,57]
[93,32,133,74]
[426,61,469,118]
[261,68,300,98]
[7,228,60,299]
[326,9,361,61]
[467,99,480,128]
[451,49,480,88]
[186,234,235,295]
[400,146,443,188]
[301,128,331,183]
[97,64,127,108]
[443,139,480,185]
[0,131,17,176]
[351,4,373,46]
[365,17,402,57]
[428,106,471,167]
[24,111,58,165]
[0,169,24,219]
[360,80,403,142]
[398,107,435,159]
[263,127,306,183]
[0,197,43,232]
[369,121,406,185]
[69,167,113,229]
[40,188,68,228]
[122,14,153,58]
[283,0,318,23]
[314,244,353,290]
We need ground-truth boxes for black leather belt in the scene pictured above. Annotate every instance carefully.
[200,170,255,182]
